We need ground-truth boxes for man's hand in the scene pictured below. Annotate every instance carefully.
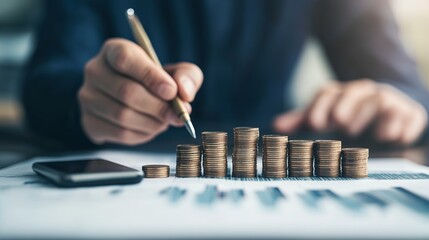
[273,79,428,145]
[78,38,203,145]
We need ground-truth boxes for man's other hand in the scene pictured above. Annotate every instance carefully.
[273,79,428,145]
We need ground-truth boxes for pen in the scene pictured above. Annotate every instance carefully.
[126,8,196,139]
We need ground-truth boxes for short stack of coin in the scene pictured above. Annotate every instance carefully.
[176,144,201,177]
[232,127,259,178]
[341,148,369,178]
[202,132,228,177]
[262,135,288,178]
[288,140,314,177]
[314,140,342,177]
[142,165,170,178]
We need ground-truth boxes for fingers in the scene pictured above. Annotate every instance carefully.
[85,56,180,124]
[347,94,379,136]
[329,80,378,134]
[374,109,405,143]
[273,110,305,133]
[376,101,428,145]
[79,85,170,135]
[101,38,177,100]
[373,85,428,145]
[82,110,157,145]
[399,107,428,145]
[305,83,341,131]
[81,38,203,145]
[164,63,204,102]
[273,79,428,146]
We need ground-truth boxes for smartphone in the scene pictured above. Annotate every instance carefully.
[32,158,143,187]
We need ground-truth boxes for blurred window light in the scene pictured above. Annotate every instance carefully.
[392,0,429,87]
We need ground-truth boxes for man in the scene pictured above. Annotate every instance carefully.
[23,0,429,148]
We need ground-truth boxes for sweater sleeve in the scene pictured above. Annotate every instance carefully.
[22,0,107,148]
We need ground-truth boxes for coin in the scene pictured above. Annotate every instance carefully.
[262,135,288,178]
[314,140,341,177]
[201,132,228,177]
[176,144,201,178]
[232,127,259,178]
[288,140,314,177]
[201,132,228,178]
[142,164,170,178]
[341,148,369,178]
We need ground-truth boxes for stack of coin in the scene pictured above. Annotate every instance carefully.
[341,148,369,178]
[202,132,228,177]
[262,135,288,178]
[142,164,170,178]
[314,140,342,177]
[232,127,259,178]
[176,144,201,177]
[288,140,314,177]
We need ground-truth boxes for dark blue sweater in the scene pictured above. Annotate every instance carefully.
[23,0,429,148]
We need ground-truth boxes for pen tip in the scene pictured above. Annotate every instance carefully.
[185,120,196,139]
[126,8,134,16]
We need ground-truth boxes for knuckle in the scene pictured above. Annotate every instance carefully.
[359,79,376,91]
[155,102,171,120]
[108,42,130,71]
[140,67,158,90]
[84,59,97,79]
[116,82,137,103]
[332,107,348,126]
[360,78,374,85]
[78,87,90,103]
[116,108,132,124]
[113,50,129,72]
[319,83,338,97]
[116,129,132,143]
[313,89,328,102]
[307,112,320,130]
[319,85,331,95]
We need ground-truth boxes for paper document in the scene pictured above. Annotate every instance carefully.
[1,150,429,239]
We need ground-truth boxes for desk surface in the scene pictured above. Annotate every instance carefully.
[1,150,429,239]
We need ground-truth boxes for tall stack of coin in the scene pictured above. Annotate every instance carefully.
[142,165,170,178]
[288,140,314,177]
[262,135,288,178]
[232,127,259,178]
[341,148,369,178]
[202,132,228,177]
[314,140,342,177]
[176,144,201,177]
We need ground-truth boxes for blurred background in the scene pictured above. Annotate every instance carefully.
[0,0,428,167]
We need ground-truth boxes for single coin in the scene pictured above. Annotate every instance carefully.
[142,164,170,178]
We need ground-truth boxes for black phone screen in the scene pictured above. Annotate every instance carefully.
[37,159,136,174]
[33,158,142,187]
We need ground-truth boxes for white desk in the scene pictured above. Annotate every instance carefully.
[1,150,429,239]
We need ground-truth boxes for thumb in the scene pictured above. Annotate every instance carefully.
[164,62,204,102]
[272,110,306,134]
